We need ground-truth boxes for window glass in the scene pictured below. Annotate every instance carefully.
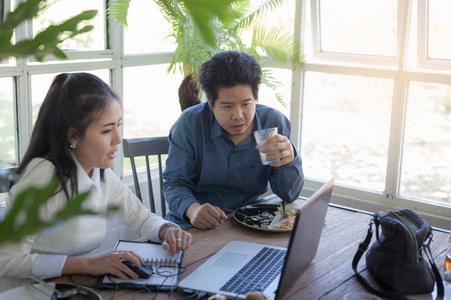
[259,68,292,119]
[302,72,393,191]
[124,0,174,54]
[122,64,183,173]
[0,77,16,167]
[400,82,451,205]
[427,0,451,60]
[1,0,16,66]
[318,0,397,56]
[31,71,110,125]
[33,0,105,50]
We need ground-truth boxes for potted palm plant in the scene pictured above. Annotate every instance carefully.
[108,0,304,110]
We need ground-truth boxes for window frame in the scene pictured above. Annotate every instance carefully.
[297,0,450,228]
[309,0,405,66]
[417,0,451,70]
[1,0,449,229]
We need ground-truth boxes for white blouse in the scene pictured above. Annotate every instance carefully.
[0,157,177,292]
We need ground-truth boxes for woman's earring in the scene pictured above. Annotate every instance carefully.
[70,144,77,149]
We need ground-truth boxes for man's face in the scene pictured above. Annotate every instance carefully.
[209,85,256,145]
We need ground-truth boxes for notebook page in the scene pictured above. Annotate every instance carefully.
[100,240,184,289]
[115,240,182,266]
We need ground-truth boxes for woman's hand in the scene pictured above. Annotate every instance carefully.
[160,225,192,256]
[63,251,144,280]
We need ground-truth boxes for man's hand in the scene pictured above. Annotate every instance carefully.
[185,203,228,229]
[256,134,295,167]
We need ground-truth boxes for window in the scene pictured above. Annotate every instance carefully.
[302,0,450,224]
[1,0,449,227]
[31,71,110,125]
[302,72,392,192]
[401,81,451,204]
[316,0,397,57]
[258,68,292,119]
[122,64,183,173]
[33,0,106,51]
[310,0,399,66]
[0,77,16,167]
[123,64,182,139]
[418,0,451,66]
[124,0,174,54]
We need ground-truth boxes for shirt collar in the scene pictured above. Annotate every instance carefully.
[70,152,102,196]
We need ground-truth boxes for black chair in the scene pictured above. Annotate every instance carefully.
[122,136,169,217]
[0,167,18,193]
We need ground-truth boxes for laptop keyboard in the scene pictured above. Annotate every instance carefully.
[220,247,286,295]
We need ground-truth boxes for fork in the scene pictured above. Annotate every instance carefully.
[281,201,287,218]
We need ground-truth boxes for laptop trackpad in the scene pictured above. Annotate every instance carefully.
[212,252,248,268]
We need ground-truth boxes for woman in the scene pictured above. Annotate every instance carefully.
[0,73,191,291]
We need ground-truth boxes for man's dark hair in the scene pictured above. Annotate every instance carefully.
[198,50,262,106]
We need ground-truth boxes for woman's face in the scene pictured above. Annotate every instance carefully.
[70,100,122,176]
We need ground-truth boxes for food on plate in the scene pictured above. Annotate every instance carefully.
[233,204,299,231]
[271,208,297,230]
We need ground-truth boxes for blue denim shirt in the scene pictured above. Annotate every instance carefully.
[163,102,304,229]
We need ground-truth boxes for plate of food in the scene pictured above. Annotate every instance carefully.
[232,204,298,232]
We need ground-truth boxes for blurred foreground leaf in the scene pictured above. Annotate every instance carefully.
[0,178,119,246]
[0,0,97,61]
[107,0,238,46]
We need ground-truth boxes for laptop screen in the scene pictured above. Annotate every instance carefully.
[275,178,334,299]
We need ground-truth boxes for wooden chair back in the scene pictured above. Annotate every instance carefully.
[122,137,169,217]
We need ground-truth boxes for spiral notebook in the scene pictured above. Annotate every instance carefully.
[99,240,184,290]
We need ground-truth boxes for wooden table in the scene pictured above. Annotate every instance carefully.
[55,199,450,299]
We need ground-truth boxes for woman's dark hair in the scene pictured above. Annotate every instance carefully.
[198,50,262,106]
[17,72,120,198]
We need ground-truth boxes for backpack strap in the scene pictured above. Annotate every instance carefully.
[423,232,444,300]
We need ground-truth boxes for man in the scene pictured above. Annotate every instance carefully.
[163,50,304,230]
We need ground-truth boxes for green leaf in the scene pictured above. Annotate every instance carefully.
[106,0,131,28]
[0,179,119,246]
[0,0,43,44]
[0,0,97,61]
[183,0,239,45]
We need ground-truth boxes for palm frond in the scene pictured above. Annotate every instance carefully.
[251,25,304,67]
[106,0,131,28]
[230,0,252,21]
[261,69,289,107]
[155,0,186,24]
[230,0,286,34]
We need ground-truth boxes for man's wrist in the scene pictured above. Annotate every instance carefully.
[185,202,201,221]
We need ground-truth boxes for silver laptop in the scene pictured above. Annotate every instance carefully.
[179,177,334,300]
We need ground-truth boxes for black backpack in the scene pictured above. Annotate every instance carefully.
[352,208,444,300]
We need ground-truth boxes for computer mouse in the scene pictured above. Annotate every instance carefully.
[121,260,152,279]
